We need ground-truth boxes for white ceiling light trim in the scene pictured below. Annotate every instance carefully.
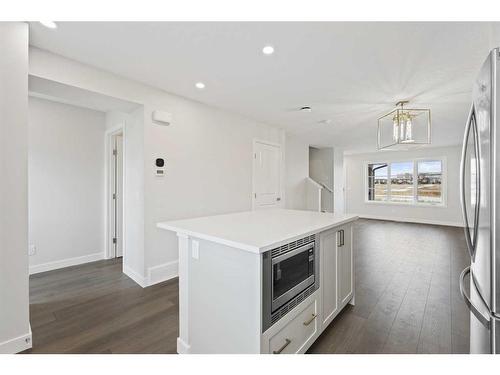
[262,45,275,55]
[39,21,57,29]
[195,82,206,89]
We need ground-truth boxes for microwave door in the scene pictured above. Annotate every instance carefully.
[271,243,315,311]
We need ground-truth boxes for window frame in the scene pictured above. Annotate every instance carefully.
[364,157,447,207]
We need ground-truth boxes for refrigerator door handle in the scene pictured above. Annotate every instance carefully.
[460,104,480,260]
[460,266,491,329]
[472,108,481,261]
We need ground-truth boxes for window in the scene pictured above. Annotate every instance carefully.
[417,160,443,204]
[366,159,444,205]
[367,163,388,201]
[390,161,414,203]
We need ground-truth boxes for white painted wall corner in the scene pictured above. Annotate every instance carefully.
[123,261,178,288]
[123,264,148,288]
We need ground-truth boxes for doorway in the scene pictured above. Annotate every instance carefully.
[252,139,283,209]
[107,128,124,259]
[309,146,334,213]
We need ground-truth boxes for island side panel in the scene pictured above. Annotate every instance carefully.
[177,233,191,353]
[186,237,261,353]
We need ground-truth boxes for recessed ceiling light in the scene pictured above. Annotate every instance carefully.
[300,106,312,113]
[39,21,57,29]
[262,45,275,55]
[195,82,205,90]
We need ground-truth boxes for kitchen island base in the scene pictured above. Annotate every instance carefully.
[157,209,357,354]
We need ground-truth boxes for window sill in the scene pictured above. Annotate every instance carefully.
[364,200,447,208]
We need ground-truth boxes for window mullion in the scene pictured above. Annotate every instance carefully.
[413,160,418,205]
[387,163,391,202]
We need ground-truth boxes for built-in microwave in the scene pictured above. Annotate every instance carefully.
[262,234,319,331]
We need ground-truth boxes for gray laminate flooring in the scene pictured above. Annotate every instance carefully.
[25,219,470,354]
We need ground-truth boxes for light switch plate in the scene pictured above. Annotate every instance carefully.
[192,240,199,259]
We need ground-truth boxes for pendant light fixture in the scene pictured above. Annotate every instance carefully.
[377,100,431,150]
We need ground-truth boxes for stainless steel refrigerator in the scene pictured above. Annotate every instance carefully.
[460,47,500,354]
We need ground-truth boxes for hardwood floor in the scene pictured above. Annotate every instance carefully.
[308,219,470,354]
[27,259,179,353]
[25,219,470,354]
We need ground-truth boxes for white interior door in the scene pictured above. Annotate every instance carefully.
[110,133,124,258]
[253,140,282,209]
[115,134,123,257]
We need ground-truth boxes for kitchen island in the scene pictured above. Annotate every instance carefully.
[157,209,358,354]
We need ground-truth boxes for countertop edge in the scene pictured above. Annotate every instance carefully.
[157,222,261,253]
[157,214,358,254]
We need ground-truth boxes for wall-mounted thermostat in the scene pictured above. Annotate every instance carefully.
[152,110,172,126]
[155,158,165,177]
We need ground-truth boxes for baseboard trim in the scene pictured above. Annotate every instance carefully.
[356,214,462,227]
[147,260,178,286]
[177,337,191,354]
[0,327,32,354]
[29,252,105,275]
[123,264,147,288]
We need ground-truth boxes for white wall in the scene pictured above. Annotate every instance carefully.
[29,47,308,286]
[333,148,345,214]
[0,22,31,353]
[344,145,462,226]
[285,135,309,210]
[28,97,107,273]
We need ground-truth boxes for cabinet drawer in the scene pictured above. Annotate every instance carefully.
[268,298,318,354]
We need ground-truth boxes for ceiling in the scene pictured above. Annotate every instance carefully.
[29,22,500,153]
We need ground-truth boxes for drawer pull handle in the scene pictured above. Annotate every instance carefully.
[273,338,291,354]
[303,313,317,326]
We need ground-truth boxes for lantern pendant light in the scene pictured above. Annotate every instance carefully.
[377,100,431,150]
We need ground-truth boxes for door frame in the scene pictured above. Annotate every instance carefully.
[252,139,284,210]
[105,123,126,259]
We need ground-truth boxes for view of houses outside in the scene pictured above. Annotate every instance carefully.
[367,160,442,204]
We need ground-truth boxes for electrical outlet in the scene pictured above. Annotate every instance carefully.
[28,244,36,256]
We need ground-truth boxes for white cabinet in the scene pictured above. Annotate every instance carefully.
[262,292,319,354]
[337,224,354,308]
[320,228,338,328]
[319,223,354,331]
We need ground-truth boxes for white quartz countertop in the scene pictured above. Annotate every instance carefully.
[157,209,358,253]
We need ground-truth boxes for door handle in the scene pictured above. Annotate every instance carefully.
[459,105,480,260]
[459,266,490,329]
[337,230,344,247]
[273,338,291,354]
